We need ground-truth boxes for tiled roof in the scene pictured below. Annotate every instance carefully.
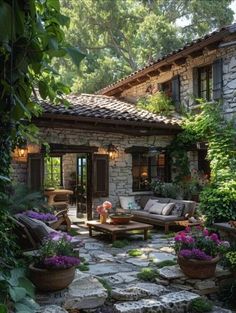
[98,23,236,95]
[39,94,181,128]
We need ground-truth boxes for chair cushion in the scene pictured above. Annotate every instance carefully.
[149,202,167,214]
[162,202,175,215]
[132,210,150,218]
[144,199,158,211]
[17,215,53,243]
[119,196,135,210]
[149,214,185,221]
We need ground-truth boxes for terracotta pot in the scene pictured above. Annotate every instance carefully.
[109,213,133,225]
[178,255,220,279]
[28,263,76,291]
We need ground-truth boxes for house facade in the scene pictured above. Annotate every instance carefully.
[12,24,236,219]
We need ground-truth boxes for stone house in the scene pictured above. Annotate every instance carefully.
[12,24,236,219]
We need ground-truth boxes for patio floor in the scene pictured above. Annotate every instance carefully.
[37,224,233,313]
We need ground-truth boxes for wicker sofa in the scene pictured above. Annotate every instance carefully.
[120,195,197,233]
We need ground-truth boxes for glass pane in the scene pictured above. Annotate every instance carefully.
[44,157,62,188]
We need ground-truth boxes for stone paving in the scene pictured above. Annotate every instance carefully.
[37,229,233,313]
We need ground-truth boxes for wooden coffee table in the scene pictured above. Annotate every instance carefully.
[86,221,153,242]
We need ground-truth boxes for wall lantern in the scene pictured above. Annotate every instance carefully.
[16,143,28,160]
[107,143,118,159]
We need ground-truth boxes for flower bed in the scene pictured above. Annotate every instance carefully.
[25,210,57,221]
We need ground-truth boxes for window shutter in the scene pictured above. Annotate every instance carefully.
[192,67,199,99]
[212,58,223,100]
[171,75,180,110]
[28,153,44,191]
[93,154,109,197]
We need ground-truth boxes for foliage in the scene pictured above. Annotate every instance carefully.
[44,157,62,188]
[112,239,130,248]
[128,249,143,257]
[97,278,112,298]
[8,184,46,215]
[137,267,159,282]
[34,232,81,269]
[0,268,39,313]
[155,260,177,268]
[174,227,230,260]
[58,0,233,93]
[0,0,84,264]
[220,281,236,309]
[137,92,174,116]
[77,263,89,272]
[225,251,236,271]
[189,298,213,313]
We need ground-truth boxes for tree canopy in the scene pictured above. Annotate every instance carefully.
[58,0,234,93]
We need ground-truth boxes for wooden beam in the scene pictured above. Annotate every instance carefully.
[159,64,172,72]
[174,57,187,66]
[189,49,204,58]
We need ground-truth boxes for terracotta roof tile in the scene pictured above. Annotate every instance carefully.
[39,93,181,128]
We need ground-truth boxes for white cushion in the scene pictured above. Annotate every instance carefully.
[149,202,167,214]
[144,199,159,211]
[119,196,135,210]
[162,203,175,216]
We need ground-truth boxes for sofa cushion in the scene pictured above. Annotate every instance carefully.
[132,210,150,218]
[149,202,167,214]
[139,196,159,209]
[170,203,185,217]
[144,199,158,211]
[174,200,196,217]
[162,202,175,215]
[155,198,171,204]
[119,196,135,210]
[149,214,185,221]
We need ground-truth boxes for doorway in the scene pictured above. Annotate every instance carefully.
[76,154,88,217]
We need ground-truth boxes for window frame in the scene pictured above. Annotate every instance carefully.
[44,155,63,188]
[197,65,213,102]
[132,152,170,192]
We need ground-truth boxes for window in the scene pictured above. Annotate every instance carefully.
[44,156,62,188]
[198,65,213,101]
[132,153,169,191]
[198,150,210,178]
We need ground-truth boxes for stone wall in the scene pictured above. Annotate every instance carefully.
[120,45,236,118]
[12,127,173,209]
[62,153,77,189]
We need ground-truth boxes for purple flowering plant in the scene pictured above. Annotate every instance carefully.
[174,226,230,261]
[36,232,81,269]
[25,210,57,221]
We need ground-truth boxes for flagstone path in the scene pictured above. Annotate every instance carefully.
[37,229,233,313]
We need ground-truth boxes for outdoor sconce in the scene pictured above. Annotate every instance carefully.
[107,143,118,159]
[16,144,28,160]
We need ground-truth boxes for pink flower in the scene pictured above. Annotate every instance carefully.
[210,233,219,242]
[185,226,191,233]
[203,229,209,236]
[103,201,112,209]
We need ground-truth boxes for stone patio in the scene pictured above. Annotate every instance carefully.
[37,228,233,313]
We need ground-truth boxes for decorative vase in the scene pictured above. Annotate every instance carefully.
[100,214,107,224]
[28,263,76,291]
[177,255,220,279]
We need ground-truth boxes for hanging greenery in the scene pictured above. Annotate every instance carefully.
[168,101,236,224]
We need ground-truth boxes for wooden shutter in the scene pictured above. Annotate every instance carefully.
[93,154,109,197]
[28,153,44,191]
[192,67,199,100]
[212,58,223,100]
[171,75,180,110]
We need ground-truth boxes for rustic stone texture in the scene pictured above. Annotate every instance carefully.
[104,272,139,285]
[63,271,107,310]
[149,252,176,263]
[158,265,186,279]
[212,307,233,313]
[195,279,216,290]
[125,257,150,267]
[111,283,167,300]
[114,299,165,313]
[38,305,68,313]
[87,263,134,276]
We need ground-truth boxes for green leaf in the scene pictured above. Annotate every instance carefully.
[38,81,48,100]
[9,287,26,302]
[15,297,40,313]
[64,46,85,68]
[47,0,60,11]
[8,268,25,287]
[18,278,35,299]
[0,175,10,182]
[0,304,7,313]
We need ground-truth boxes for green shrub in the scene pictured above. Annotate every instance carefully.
[137,267,159,282]
[137,92,174,116]
[189,298,213,313]
[128,249,143,257]
[156,260,177,268]
[77,263,89,271]
[97,278,112,297]
[112,240,130,248]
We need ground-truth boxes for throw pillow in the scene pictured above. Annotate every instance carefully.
[119,196,135,210]
[171,203,185,217]
[162,202,175,215]
[144,199,159,211]
[149,202,167,215]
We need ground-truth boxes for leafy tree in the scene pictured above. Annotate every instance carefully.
[58,0,234,93]
[0,0,84,263]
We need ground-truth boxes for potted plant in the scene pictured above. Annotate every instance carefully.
[29,232,80,291]
[174,227,230,278]
[96,201,113,223]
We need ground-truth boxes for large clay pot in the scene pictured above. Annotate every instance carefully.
[28,264,76,291]
[178,255,220,279]
[109,213,133,225]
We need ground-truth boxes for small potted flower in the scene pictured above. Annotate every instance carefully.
[174,226,230,278]
[28,232,81,291]
[96,201,112,224]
